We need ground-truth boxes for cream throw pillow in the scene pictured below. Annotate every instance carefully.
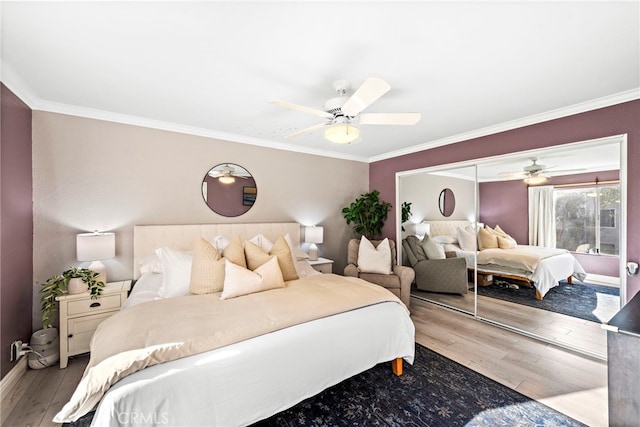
[220,257,285,300]
[244,237,298,281]
[189,238,225,294]
[456,226,476,251]
[222,236,247,269]
[478,227,499,250]
[497,235,517,249]
[421,235,446,260]
[357,236,392,274]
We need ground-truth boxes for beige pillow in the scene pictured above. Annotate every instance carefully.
[456,226,476,251]
[357,236,392,274]
[421,236,446,260]
[497,235,517,249]
[478,227,499,250]
[244,237,299,281]
[189,238,225,295]
[222,236,247,269]
[220,257,285,300]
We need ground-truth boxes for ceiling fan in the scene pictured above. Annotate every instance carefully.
[497,158,585,184]
[208,164,251,184]
[270,77,421,144]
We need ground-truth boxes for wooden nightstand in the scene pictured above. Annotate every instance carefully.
[308,257,334,274]
[56,280,131,368]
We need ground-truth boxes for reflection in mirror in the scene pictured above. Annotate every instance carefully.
[438,188,455,217]
[202,163,256,217]
[399,165,477,316]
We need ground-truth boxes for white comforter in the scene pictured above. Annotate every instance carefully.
[75,273,416,427]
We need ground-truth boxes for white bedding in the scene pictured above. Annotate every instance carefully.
[92,296,414,426]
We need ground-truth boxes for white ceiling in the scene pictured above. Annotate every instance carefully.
[2,1,639,164]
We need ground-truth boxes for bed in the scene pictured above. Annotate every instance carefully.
[422,221,587,300]
[54,222,415,426]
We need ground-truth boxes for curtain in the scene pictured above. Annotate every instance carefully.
[528,185,555,247]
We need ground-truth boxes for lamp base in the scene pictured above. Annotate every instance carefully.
[308,244,318,261]
[88,261,107,284]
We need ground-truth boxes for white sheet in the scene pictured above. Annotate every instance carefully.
[90,300,415,427]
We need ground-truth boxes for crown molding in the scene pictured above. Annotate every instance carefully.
[368,88,640,163]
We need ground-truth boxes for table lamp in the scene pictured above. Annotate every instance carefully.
[77,231,115,283]
[305,226,324,261]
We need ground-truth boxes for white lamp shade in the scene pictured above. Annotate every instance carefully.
[305,226,324,244]
[324,124,359,144]
[77,232,115,261]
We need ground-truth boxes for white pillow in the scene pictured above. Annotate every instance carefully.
[247,234,274,252]
[456,226,477,251]
[138,255,163,274]
[283,232,309,277]
[421,236,446,260]
[210,235,230,252]
[155,248,193,298]
[220,257,285,300]
[357,236,392,275]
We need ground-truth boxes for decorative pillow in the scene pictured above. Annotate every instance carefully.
[421,235,446,260]
[189,238,225,294]
[155,247,193,298]
[456,226,476,251]
[210,235,230,252]
[357,236,392,275]
[222,236,247,269]
[497,235,517,249]
[244,237,299,281]
[220,257,285,300]
[248,234,274,252]
[477,227,499,250]
[432,235,458,244]
[139,255,163,274]
[488,225,518,246]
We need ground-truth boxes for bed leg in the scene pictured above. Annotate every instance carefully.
[567,276,573,285]
[392,358,403,376]
[535,289,543,301]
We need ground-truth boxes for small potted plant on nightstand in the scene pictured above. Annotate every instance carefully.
[40,267,105,328]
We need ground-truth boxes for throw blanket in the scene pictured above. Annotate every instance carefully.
[477,245,568,273]
[55,275,403,422]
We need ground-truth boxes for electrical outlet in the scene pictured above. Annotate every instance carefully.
[10,340,22,362]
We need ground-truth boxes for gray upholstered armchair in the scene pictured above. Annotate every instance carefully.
[344,238,414,310]
[402,235,468,295]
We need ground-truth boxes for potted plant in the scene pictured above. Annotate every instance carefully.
[40,267,105,328]
[342,190,392,239]
[401,201,412,232]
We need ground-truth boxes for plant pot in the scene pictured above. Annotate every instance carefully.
[67,277,88,294]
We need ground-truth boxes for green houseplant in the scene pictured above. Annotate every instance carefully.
[40,267,105,328]
[342,190,392,239]
[401,201,412,232]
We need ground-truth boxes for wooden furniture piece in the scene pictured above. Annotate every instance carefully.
[308,257,334,273]
[56,280,131,368]
[604,291,640,425]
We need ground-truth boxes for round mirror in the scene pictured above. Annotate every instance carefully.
[201,163,257,217]
[438,188,455,217]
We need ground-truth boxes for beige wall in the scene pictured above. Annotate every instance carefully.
[32,112,368,328]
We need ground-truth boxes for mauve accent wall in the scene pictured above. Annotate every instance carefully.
[0,84,33,379]
[479,170,620,277]
[370,99,640,302]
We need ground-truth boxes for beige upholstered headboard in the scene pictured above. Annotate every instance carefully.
[424,220,473,237]
[133,222,301,279]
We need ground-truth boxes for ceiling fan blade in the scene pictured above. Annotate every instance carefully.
[284,122,327,139]
[270,99,333,119]
[341,77,391,117]
[497,171,527,178]
[359,112,421,125]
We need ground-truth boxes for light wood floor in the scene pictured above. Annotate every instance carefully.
[1,297,607,426]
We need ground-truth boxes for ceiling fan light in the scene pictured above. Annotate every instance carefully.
[524,175,547,185]
[219,176,235,184]
[324,124,359,144]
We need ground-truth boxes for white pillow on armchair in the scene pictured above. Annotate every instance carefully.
[357,236,392,274]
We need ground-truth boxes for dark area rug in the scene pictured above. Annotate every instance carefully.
[477,279,619,323]
[67,344,584,426]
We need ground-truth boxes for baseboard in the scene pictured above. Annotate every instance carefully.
[585,273,620,287]
[0,356,28,399]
